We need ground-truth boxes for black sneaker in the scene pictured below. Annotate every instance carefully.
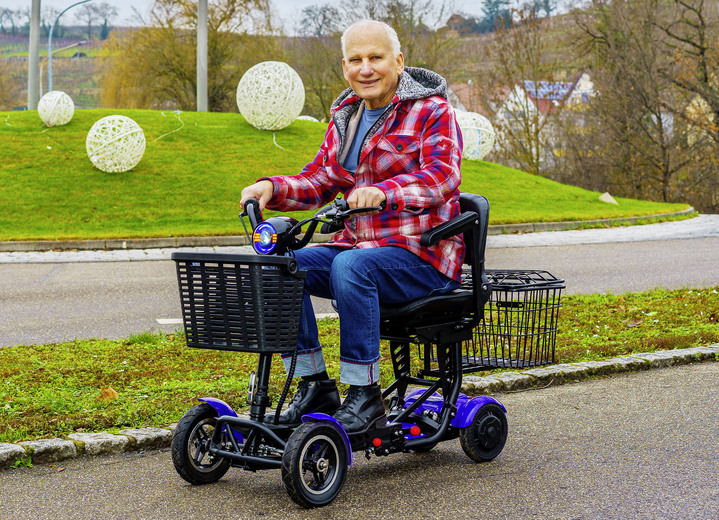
[267,379,340,426]
[333,384,387,433]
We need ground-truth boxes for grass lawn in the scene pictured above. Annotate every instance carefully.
[0,109,690,241]
[1,286,717,444]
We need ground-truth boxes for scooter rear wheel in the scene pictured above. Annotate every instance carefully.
[281,421,348,508]
[172,403,231,484]
[459,402,507,462]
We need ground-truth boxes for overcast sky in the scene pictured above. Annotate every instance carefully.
[0,0,492,31]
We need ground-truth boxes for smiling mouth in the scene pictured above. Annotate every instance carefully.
[360,79,380,86]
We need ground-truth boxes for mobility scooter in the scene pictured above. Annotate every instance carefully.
[170,192,507,508]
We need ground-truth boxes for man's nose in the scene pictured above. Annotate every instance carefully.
[360,60,373,75]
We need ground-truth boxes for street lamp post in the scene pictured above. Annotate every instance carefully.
[28,0,40,109]
[48,0,94,93]
[40,41,88,97]
[197,0,208,112]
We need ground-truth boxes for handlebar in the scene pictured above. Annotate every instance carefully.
[239,198,385,255]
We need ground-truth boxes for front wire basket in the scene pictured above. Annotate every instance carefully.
[172,253,306,353]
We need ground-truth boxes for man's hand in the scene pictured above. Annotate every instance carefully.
[347,187,386,214]
[240,180,274,212]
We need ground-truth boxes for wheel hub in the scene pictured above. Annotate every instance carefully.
[477,414,502,449]
[316,458,329,473]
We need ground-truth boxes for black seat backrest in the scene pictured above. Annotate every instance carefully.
[458,192,490,275]
[380,192,491,337]
[458,193,491,329]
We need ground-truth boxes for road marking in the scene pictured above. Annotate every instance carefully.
[157,318,183,325]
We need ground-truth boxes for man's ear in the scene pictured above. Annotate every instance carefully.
[342,58,349,81]
[395,52,404,74]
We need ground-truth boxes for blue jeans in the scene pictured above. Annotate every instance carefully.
[282,245,460,385]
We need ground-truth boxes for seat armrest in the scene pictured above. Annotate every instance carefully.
[420,211,478,247]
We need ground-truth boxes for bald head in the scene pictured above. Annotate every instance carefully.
[341,19,401,58]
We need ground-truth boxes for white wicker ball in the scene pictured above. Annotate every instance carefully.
[236,61,305,131]
[86,115,146,173]
[38,90,74,127]
[456,110,496,160]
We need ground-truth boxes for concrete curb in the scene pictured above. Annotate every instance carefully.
[461,345,719,394]
[1,344,716,470]
[0,208,695,253]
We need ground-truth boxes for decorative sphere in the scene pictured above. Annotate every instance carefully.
[38,90,74,127]
[236,61,305,131]
[86,115,146,173]
[455,110,496,161]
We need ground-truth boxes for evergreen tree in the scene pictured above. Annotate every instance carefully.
[479,0,511,33]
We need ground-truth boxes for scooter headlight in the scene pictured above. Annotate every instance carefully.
[252,222,278,254]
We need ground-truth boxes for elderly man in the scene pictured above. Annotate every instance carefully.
[240,19,463,434]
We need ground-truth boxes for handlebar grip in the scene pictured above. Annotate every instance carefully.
[242,198,263,229]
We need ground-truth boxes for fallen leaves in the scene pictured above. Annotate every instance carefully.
[625,319,643,328]
[99,387,119,402]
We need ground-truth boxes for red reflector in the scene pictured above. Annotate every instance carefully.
[372,438,382,447]
[410,426,421,436]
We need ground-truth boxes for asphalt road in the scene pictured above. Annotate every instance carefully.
[1,236,718,347]
[2,362,717,520]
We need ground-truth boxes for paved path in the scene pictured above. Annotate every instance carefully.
[1,216,718,347]
[1,214,718,263]
[2,362,717,520]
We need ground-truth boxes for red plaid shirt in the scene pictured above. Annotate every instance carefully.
[263,69,464,281]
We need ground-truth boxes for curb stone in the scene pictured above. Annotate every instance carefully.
[68,432,130,456]
[1,344,717,470]
[119,427,173,450]
[0,443,28,470]
[461,344,719,395]
[18,438,77,464]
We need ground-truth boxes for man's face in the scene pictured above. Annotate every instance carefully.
[342,24,404,110]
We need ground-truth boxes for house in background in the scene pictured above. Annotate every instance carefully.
[449,73,594,123]
[449,74,595,168]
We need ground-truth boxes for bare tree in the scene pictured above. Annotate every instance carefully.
[75,3,101,40]
[0,8,13,34]
[475,7,562,176]
[95,2,119,39]
[101,0,278,111]
[652,0,719,209]
[296,3,341,37]
[559,0,716,209]
[41,7,62,38]
[287,34,346,121]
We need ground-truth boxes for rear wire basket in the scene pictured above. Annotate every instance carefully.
[464,269,565,371]
[172,253,306,353]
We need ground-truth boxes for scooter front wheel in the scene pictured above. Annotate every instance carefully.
[172,403,231,484]
[281,421,348,508]
[459,402,508,462]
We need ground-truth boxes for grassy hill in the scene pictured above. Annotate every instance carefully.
[0,109,690,242]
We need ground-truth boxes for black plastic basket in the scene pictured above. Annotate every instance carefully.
[463,269,564,370]
[171,252,306,353]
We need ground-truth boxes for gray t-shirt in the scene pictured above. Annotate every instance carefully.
[342,104,389,172]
